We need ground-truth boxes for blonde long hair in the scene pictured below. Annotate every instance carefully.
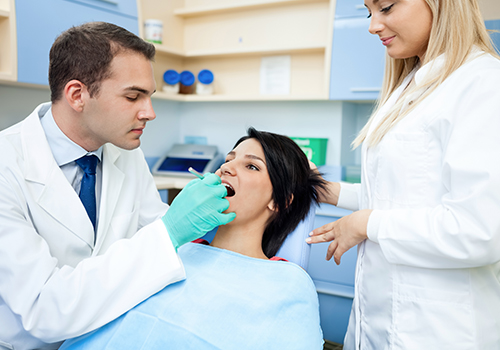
[353,0,499,148]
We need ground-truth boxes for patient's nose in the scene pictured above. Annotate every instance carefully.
[221,162,235,175]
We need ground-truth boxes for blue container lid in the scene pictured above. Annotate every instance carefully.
[163,70,180,85]
[180,71,195,86]
[197,69,214,85]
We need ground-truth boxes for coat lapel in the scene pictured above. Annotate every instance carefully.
[93,144,124,253]
[22,104,95,248]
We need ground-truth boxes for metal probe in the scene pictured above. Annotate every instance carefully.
[188,167,204,179]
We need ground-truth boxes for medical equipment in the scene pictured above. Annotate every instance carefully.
[152,144,223,177]
[188,167,204,179]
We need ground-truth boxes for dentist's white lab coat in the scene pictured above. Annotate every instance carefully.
[338,50,500,349]
[0,103,185,350]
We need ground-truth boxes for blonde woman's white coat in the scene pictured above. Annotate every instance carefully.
[339,51,500,350]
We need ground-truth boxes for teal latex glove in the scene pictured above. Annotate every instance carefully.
[161,173,236,250]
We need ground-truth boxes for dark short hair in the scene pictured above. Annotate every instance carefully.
[49,21,155,102]
[233,128,328,258]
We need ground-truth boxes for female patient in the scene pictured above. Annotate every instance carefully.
[61,128,327,349]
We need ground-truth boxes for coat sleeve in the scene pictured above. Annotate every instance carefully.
[0,154,185,345]
[337,182,361,211]
[367,58,500,269]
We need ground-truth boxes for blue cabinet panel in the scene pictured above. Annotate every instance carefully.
[334,0,368,18]
[308,211,357,286]
[15,0,139,86]
[486,19,500,55]
[307,201,356,345]
[329,16,385,101]
[64,0,138,19]
[317,293,353,344]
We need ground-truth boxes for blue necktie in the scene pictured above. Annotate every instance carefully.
[75,155,99,232]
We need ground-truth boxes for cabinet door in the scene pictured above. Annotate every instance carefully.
[334,0,368,18]
[65,0,138,18]
[308,204,357,287]
[486,19,500,54]
[329,17,385,101]
[15,0,138,86]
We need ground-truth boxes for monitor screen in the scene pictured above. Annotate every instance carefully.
[157,157,211,173]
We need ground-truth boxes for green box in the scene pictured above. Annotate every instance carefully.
[291,137,328,166]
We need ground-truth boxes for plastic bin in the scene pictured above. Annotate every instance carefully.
[291,137,328,166]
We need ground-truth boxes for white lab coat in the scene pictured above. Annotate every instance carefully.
[338,50,500,349]
[0,103,185,350]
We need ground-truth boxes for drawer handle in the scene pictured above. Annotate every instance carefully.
[96,0,119,5]
[355,4,366,10]
[350,87,381,92]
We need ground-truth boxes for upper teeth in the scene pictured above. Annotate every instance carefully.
[223,183,233,191]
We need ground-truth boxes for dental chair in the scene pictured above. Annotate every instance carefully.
[276,204,317,270]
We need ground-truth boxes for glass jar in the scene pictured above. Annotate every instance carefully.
[179,70,195,94]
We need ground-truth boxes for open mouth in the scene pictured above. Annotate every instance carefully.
[223,183,235,197]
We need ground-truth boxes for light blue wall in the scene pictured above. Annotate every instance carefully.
[172,100,344,165]
[0,84,372,167]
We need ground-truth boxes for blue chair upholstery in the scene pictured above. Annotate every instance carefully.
[276,204,317,270]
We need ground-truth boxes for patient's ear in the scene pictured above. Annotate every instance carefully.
[267,195,293,212]
[267,200,277,212]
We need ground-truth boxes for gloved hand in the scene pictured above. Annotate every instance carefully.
[161,173,236,250]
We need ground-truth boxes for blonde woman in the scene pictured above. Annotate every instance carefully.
[308,0,500,349]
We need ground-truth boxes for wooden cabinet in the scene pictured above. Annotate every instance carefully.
[0,0,17,82]
[139,0,335,101]
[2,0,499,100]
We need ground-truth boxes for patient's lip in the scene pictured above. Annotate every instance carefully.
[221,180,235,197]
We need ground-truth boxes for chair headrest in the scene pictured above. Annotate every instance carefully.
[276,205,317,270]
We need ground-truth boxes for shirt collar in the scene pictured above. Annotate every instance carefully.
[40,107,103,166]
[414,47,483,88]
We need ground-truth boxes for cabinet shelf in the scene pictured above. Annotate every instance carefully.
[140,0,334,102]
[152,91,328,102]
[173,0,327,18]
[185,43,325,58]
[155,43,326,58]
[0,9,9,17]
[154,44,185,57]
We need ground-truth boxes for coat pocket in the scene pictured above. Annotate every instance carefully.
[110,201,140,240]
[373,131,430,207]
[391,283,475,350]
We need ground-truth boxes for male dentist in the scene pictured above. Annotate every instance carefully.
[0,22,234,350]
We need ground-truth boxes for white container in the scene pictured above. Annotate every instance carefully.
[144,19,163,44]
[162,69,180,94]
[196,69,214,95]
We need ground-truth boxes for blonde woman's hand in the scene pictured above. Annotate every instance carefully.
[308,160,318,171]
[306,209,372,265]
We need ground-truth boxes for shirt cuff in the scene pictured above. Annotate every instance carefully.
[337,182,360,211]
[367,209,384,243]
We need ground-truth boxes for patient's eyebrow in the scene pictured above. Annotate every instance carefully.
[226,151,266,165]
[245,154,266,165]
